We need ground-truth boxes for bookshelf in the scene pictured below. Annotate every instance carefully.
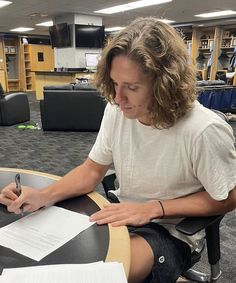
[4,41,20,91]
[23,44,34,91]
[215,27,236,84]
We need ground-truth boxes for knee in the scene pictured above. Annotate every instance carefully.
[128,234,154,283]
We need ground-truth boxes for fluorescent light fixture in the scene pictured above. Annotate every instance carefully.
[0,1,12,8]
[173,23,193,28]
[94,0,172,14]
[10,27,34,32]
[195,10,236,18]
[105,26,125,32]
[159,18,175,24]
[36,21,53,27]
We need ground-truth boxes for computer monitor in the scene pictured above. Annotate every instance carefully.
[85,53,100,70]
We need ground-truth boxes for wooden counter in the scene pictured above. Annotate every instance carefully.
[35,71,93,100]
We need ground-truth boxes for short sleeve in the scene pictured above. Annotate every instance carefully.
[191,122,236,200]
[89,103,114,165]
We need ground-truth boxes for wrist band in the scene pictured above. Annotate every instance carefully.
[158,200,165,219]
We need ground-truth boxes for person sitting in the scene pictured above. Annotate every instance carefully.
[0,17,235,283]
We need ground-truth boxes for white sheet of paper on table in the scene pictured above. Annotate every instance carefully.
[0,206,94,261]
[0,262,128,283]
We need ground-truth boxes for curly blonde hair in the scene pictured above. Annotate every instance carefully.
[94,17,197,128]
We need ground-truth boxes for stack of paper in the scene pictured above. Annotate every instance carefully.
[0,262,127,283]
[0,206,128,282]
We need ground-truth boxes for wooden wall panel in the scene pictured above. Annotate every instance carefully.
[30,45,54,72]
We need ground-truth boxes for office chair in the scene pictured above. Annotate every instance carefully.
[102,171,224,283]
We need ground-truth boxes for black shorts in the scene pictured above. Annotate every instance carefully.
[128,223,192,283]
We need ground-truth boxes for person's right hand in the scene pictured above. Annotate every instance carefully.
[0,183,44,214]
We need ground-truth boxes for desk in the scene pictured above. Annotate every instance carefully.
[0,168,130,276]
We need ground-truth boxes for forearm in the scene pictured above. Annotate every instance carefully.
[40,158,109,207]
[151,187,236,219]
[90,188,236,227]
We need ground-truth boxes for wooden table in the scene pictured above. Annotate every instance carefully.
[0,168,130,276]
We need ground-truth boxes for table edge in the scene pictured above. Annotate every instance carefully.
[88,192,131,277]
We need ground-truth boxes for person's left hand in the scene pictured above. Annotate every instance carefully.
[89,202,158,227]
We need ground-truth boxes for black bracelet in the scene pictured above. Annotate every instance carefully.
[158,200,165,219]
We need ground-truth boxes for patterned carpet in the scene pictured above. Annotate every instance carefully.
[0,92,235,282]
[0,93,98,177]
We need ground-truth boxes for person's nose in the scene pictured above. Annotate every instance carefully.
[114,86,126,104]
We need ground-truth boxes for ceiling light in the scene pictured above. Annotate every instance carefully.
[159,18,175,24]
[195,10,236,18]
[94,0,172,14]
[10,27,34,32]
[30,12,49,18]
[30,13,39,17]
[36,21,53,27]
[105,26,125,32]
[173,23,193,28]
[0,1,11,8]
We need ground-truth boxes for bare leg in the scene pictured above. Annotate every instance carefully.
[128,234,154,283]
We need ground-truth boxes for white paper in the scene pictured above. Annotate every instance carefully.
[0,262,127,283]
[0,206,94,261]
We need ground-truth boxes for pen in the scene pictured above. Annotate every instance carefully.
[15,173,24,217]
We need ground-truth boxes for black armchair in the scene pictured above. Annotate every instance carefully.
[40,86,106,131]
[102,171,224,283]
[0,92,30,126]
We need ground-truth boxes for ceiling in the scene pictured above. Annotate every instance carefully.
[1,0,236,36]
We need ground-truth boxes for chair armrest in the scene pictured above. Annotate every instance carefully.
[0,92,30,125]
[102,170,116,198]
[40,99,47,130]
[176,215,224,236]
[101,170,225,241]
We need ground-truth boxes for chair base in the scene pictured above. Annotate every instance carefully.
[183,269,210,282]
[182,262,222,283]
[211,264,222,282]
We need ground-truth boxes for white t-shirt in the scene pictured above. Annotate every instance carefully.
[89,101,236,247]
